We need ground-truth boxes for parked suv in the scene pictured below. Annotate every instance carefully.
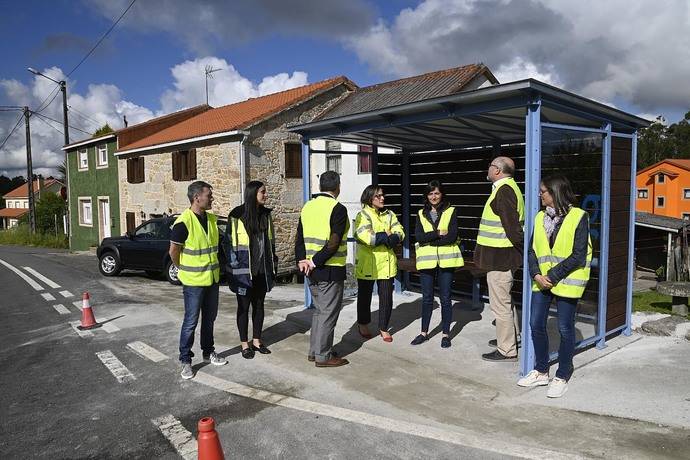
[97,215,227,284]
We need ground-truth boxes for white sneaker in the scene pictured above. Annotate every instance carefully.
[180,363,194,380]
[517,370,550,387]
[203,352,227,366]
[547,377,568,398]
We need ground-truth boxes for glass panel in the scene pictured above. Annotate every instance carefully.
[135,221,159,238]
[541,127,603,352]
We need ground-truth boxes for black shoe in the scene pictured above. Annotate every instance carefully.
[441,337,451,348]
[251,343,271,354]
[488,339,521,348]
[241,347,255,359]
[481,350,517,362]
[410,334,429,345]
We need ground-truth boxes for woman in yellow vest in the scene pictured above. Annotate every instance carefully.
[518,175,592,398]
[225,180,278,360]
[355,185,405,342]
[411,180,464,348]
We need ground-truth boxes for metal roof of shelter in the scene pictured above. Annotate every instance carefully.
[288,79,650,147]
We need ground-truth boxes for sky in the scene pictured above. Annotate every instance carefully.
[1,0,689,178]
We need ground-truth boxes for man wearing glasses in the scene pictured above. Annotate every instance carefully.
[475,157,525,362]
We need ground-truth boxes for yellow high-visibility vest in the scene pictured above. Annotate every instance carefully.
[174,209,220,286]
[300,195,349,266]
[532,207,592,298]
[476,177,524,248]
[228,215,275,286]
[355,205,405,279]
[415,207,464,270]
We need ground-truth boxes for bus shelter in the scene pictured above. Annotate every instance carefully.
[288,79,650,376]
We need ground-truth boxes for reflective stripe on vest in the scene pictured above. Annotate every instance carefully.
[355,205,405,280]
[531,207,592,298]
[174,209,220,286]
[415,207,464,270]
[300,195,349,267]
[476,177,525,248]
[229,215,276,286]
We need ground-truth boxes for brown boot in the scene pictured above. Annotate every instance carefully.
[315,356,349,367]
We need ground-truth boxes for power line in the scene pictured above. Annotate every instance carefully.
[33,112,91,135]
[67,105,101,129]
[66,0,138,78]
[0,113,25,152]
[33,113,64,135]
[35,85,61,114]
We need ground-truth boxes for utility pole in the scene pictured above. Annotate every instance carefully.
[24,107,36,233]
[60,80,69,145]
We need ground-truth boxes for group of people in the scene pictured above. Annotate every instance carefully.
[169,154,592,399]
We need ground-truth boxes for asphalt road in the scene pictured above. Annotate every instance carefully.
[0,245,513,460]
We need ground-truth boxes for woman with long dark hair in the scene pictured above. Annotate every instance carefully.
[518,174,592,398]
[411,180,464,348]
[225,180,278,359]
[354,184,405,342]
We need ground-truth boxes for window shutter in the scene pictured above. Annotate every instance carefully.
[172,152,179,181]
[127,158,133,182]
[188,149,197,180]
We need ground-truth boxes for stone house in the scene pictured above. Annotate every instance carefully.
[115,77,357,274]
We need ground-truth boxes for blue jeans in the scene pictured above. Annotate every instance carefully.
[419,267,454,334]
[530,290,578,380]
[179,283,219,363]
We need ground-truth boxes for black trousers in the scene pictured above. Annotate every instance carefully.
[357,277,394,331]
[236,275,267,342]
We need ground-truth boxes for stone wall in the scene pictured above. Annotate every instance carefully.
[245,85,352,274]
[118,141,242,231]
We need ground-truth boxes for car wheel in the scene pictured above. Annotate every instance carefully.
[99,252,122,276]
[165,260,181,285]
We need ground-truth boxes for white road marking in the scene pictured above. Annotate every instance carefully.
[152,414,196,460]
[101,322,120,333]
[95,350,136,383]
[41,293,56,301]
[59,290,74,298]
[52,304,71,315]
[72,300,83,309]
[0,258,43,290]
[127,341,169,362]
[193,372,575,460]
[22,266,61,288]
[69,321,93,338]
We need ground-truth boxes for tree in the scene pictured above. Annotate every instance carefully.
[637,111,690,170]
[34,192,67,234]
[93,123,114,137]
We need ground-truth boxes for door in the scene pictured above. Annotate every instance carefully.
[98,198,111,241]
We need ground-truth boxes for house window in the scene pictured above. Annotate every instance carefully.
[657,173,665,183]
[358,145,372,174]
[127,157,145,184]
[326,154,342,174]
[284,143,302,178]
[78,149,88,170]
[637,189,648,199]
[7,201,12,208]
[683,189,690,199]
[97,144,108,167]
[78,198,92,226]
[657,196,665,207]
[325,140,341,152]
[172,149,197,181]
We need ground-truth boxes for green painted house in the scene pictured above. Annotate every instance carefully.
[62,133,120,250]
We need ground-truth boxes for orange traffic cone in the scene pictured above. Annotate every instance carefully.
[77,292,101,330]
[197,417,224,460]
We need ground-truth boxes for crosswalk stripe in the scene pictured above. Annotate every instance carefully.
[69,321,93,338]
[101,322,120,333]
[95,350,136,383]
[59,290,74,298]
[52,304,71,315]
[41,293,56,301]
[151,415,196,460]
[0,258,43,290]
[127,341,169,362]
[22,266,61,288]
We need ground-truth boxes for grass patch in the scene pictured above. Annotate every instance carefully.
[0,226,68,249]
[633,290,689,318]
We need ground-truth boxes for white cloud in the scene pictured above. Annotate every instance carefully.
[346,0,690,114]
[159,57,308,113]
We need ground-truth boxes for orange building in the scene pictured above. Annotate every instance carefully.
[636,159,690,220]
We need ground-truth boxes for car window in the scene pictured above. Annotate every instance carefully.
[135,221,161,239]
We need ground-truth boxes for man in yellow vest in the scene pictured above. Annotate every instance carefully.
[295,171,350,367]
[169,181,226,380]
[475,156,524,362]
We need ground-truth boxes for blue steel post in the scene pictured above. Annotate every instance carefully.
[520,99,541,377]
[596,123,612,349]
[623,131,638,336]
[401,149,411,291]
[301,138,313,309]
